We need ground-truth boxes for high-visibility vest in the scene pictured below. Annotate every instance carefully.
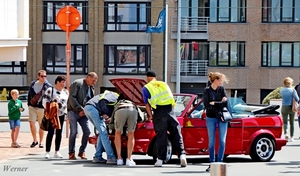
[99,90,119,106]
[144,80,175,109]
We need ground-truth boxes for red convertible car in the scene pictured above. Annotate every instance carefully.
[89,78,287,162]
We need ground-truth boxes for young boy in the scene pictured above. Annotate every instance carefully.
[8,89,24,148]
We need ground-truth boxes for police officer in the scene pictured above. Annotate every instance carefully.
[142,70,187,167]
[84,90,119,164]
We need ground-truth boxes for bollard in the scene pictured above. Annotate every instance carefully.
[210,162,227,176]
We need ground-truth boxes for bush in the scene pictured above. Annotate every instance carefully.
[262,87,283,105]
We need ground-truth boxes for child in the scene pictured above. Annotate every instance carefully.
[8,89,24,148]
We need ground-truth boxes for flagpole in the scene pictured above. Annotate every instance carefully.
[164,3,168,83]
[176,0,181,93]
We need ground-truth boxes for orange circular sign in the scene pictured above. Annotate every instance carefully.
[56,6,81,32]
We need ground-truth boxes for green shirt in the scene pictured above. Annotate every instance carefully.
[8,99,24,120]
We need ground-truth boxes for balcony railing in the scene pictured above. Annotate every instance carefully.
[171,60,208,76]
[171,16,209,33]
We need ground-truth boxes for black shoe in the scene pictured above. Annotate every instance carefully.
[205,165,210,172]
[30,142,38,148]
[39,144,44,148]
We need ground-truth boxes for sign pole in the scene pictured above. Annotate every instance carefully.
[65,6,71,138]
[56,5,81,138]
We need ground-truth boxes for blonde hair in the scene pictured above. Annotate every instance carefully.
[208,72,228,84]
[283,77,293,87]
[10,89,19,96]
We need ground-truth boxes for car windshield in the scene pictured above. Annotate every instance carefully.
[173,95,193,116]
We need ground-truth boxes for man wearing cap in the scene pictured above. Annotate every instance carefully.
[142,70,187,167]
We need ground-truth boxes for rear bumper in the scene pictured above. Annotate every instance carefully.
[275,138,287,150]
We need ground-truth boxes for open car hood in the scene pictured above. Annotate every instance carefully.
[109,78,147,106]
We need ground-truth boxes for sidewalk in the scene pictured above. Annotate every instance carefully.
[0,131,70,162]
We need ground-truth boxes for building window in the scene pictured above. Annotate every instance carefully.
[262,0,300,22]
[43,44,88,74]
[0,62,26,73]
[104,2,151,31]
[43,1,88,31]
[210,0,246,22]
[104,45,150,74]
[209,42,245,67]
[262,42,300,67]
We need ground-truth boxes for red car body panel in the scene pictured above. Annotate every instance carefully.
[88,78,287,161]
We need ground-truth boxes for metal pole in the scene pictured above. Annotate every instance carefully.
[176,0,181,93]
[65,6,71,138]
[164,3,168,83]
[210,162,227,176]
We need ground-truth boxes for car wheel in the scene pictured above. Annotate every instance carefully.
[152,139,172,163]
[111,143,127,163]
[250,136,275,162]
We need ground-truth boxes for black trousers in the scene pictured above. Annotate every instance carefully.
[153,105,185,160]
[46,115,65,152]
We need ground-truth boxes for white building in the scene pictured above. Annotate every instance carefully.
[0,0,30,62]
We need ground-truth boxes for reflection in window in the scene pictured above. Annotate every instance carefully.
[210,0,246,22]
[105,2,150,31]
[43,44,88,74]
[262,0,300,22]
[105,45,150,74]
[0,62,26,73]
[43,1,88,30]
[209,42,245,67]
[262,42,300,67]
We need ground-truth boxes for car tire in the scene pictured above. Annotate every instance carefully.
[152,139,172,163]
[250,136,275,162]
[111,143,127,163]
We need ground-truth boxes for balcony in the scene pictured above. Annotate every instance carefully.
[170,60,208,83]
[171,16,209,40]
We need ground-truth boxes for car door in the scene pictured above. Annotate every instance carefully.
[181,100,208,155]
[224,118,243,154]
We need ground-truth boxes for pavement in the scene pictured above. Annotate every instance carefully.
[0,119,85,162]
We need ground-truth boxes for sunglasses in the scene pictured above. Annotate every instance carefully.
[40,75,47,78]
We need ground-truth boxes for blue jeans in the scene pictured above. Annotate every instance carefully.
[206,117,228,163]
[68,111,90,154]
[84,105,116,160]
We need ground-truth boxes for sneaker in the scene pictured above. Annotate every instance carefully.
[288,137,294,142]
[106,158,117,164]
[54,152,63,158]
[284,134,289,140]
[154,159,163,167]
[39,144,44,148]
[30,141,38,148]
[126,158,136,166]
[78,152,87,160]
[69,152,77,160]
[92,157,107,163]
[206,165,210,172]
[180,154,187,167]
[11,142,17,148]
[117,159,124,166]
[45,152,50,159]
[15,142,21,148]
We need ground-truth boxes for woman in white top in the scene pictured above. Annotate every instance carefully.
[42,76,69,159]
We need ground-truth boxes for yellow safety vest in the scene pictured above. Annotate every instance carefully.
[99,90,119,106]
[145,80,175,109]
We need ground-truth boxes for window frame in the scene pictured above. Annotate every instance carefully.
[42,44,88,74]
[209,0,247,23]
[262,0,300,23]
[0,62,27,74]
[104,2,151,32]
[209,41,245,67]
[261,42,300,67]
[42,1,88,31]
[104,45,151,75]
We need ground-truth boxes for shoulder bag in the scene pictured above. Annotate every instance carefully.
[30,84,46,106]
[292,89,299,112]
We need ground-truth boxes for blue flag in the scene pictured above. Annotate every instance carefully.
[146,9,166,33]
